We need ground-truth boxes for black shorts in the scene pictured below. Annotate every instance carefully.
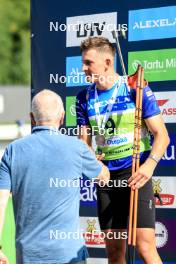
[97,167,155,230]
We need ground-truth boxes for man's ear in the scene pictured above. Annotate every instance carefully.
[30,112,36,126]
[105,58,112,70]
[60,111,65,126]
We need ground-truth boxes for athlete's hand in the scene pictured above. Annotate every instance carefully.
[96,153,105,161]
[128,159,156,189]
[0,250,9,264]
[128,64,148,89]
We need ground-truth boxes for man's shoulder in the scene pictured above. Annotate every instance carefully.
[8,134,34,148]
[1,134,35,160]
[58,134,85,147]
[58,135,91,158]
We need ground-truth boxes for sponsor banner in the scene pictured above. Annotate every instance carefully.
[155,211,176,261]
[66,56,88,87]
[128,49,176,82]
[129,6,176,41]
[160,134,176,166]
[81,175,176,209]
[80,175,128,207]
[66,12,117,47]
[80,217,127,248]
[154,91,176,123]
[105,134,132,147]
[155,222,168,249]
[80,217,105,248]
[152,177,176,208]
[80,176,97,207]
[80,216,176,257]
[66,96,76,126]
[66,56,117,87]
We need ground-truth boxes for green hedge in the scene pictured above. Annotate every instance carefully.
[2,197,16,264]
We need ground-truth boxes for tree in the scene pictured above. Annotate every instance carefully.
[0,0,30,84]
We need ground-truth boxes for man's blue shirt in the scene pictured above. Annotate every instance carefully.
[0,126,102,263]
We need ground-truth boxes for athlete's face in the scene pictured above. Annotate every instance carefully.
[82,49,107,83]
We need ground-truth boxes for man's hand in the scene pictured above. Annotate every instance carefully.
[96,161,110,185]
[0,250,9,264]
[128,159,156,189]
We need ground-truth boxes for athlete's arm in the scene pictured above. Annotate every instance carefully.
[145,114,170,164]
[128,114,170,189]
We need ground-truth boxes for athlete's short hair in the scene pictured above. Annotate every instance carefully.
[80,37,116,57]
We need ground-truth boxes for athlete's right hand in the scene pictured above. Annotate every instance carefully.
[0,250,9,264]
[96,153,105,161]
[128,64,148,88]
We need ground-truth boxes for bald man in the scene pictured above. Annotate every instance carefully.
[0,90,109,264]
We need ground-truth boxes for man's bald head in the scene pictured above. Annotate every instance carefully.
[31,89,64,126]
